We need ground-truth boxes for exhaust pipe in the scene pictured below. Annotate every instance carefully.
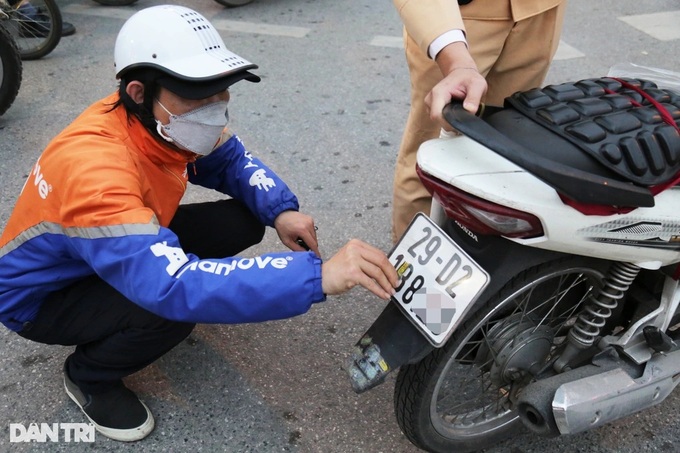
[516,361,619,437]
[517,348,680,436]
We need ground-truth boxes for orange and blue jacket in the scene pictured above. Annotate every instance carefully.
[0,94,324,332]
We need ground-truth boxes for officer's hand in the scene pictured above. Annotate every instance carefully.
[274,210,320,256]
[321,239,399,300]
[425,42,488,129]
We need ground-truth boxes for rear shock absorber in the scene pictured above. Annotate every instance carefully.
[554,262,640,372]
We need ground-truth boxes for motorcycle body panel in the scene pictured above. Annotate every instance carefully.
[418,136,680,268]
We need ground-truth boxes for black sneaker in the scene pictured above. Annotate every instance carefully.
[18,13,50,38]
[61,21,76,37]
[63,362,154,441]
[18,9,76,38]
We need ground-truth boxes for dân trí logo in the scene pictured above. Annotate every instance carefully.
[9,423,95,443]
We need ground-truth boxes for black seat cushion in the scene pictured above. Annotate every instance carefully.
[504,77,680,186]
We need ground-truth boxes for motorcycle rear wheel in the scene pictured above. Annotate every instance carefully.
[394,258,608,453]
[213,0,255,7]
[91,0,138,5]
[0,23,22,116]
[2,0,62,60]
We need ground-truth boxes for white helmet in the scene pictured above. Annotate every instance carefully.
[114,5,260,99]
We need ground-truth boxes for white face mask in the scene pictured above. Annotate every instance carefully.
[155,99,229,156]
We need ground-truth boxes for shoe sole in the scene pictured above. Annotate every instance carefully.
[63,373,155,442]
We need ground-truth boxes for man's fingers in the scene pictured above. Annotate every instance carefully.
[360,245,399,288]
[352,241,398,298]
[321,239,399,299]
[425,69,488,125]
[295,229,319,256]
[461,81,486,114]
[356,260,395,300]
[343,263,392,300]
[306,228,320,256]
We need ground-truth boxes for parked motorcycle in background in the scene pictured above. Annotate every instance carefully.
[1,0,63,60]
[348,65,680,452]
[0,19,22,116]
[91,0,256,7]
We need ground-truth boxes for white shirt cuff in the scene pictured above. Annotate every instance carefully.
[427,30,468,60]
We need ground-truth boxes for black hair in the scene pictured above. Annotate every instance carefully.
[107,69,163,131]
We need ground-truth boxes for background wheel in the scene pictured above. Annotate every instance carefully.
[0,23,22,115]
[394,258,609,453]
[91,0,138,5]
[213,0,255,7]
[3,0,62,60]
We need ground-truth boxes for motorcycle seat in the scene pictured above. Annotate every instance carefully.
[442,77,680,209]
[505,77,680,187]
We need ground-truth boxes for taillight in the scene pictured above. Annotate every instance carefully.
[417,166,544,239]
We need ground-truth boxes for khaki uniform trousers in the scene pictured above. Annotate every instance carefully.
[391,4,565,242]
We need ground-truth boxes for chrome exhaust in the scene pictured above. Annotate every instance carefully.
[517,348,680,436]
[552,348,680,434]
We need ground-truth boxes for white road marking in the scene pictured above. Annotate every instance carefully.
[210,18,309,38]
[369,36,585,61]
[370,36,403,48]
[619,10,680,41]
[61,4,680,54]
[61,4,138,21]
[61,4,310,38]
[553,40,585,61]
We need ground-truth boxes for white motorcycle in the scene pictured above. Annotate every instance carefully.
[348,70,680,452]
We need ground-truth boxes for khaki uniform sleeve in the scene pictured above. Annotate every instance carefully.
[393,0,465,56]
[393,0,564,57]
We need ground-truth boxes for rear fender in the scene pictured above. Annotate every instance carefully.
[347,220,573,393]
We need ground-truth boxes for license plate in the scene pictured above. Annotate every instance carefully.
[389,213,490,347]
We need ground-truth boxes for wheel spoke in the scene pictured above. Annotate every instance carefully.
[426,264,604,440]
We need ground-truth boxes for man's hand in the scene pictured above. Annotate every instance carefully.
[321,239,399,300]
[274,210,320,256]
[426,41,488,129]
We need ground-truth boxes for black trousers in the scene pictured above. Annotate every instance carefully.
[18,200,265,394]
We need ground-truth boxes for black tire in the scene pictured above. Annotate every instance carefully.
[213,0,255,7]
[91,0,138,5]
[394,258,610,453]
[0,23,22,116]
[3,0,62,60]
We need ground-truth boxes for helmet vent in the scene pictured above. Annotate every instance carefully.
[176,11,248,68]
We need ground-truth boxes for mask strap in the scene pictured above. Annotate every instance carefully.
[154,98,176,143]
[155,121,175,143]
[155,98,175,117]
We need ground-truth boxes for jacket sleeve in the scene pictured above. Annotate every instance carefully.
[68,222,325,324]
[393,0,465,55]
[188,133,299,226]
[393,0,561,55]
[55,142,324,325]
